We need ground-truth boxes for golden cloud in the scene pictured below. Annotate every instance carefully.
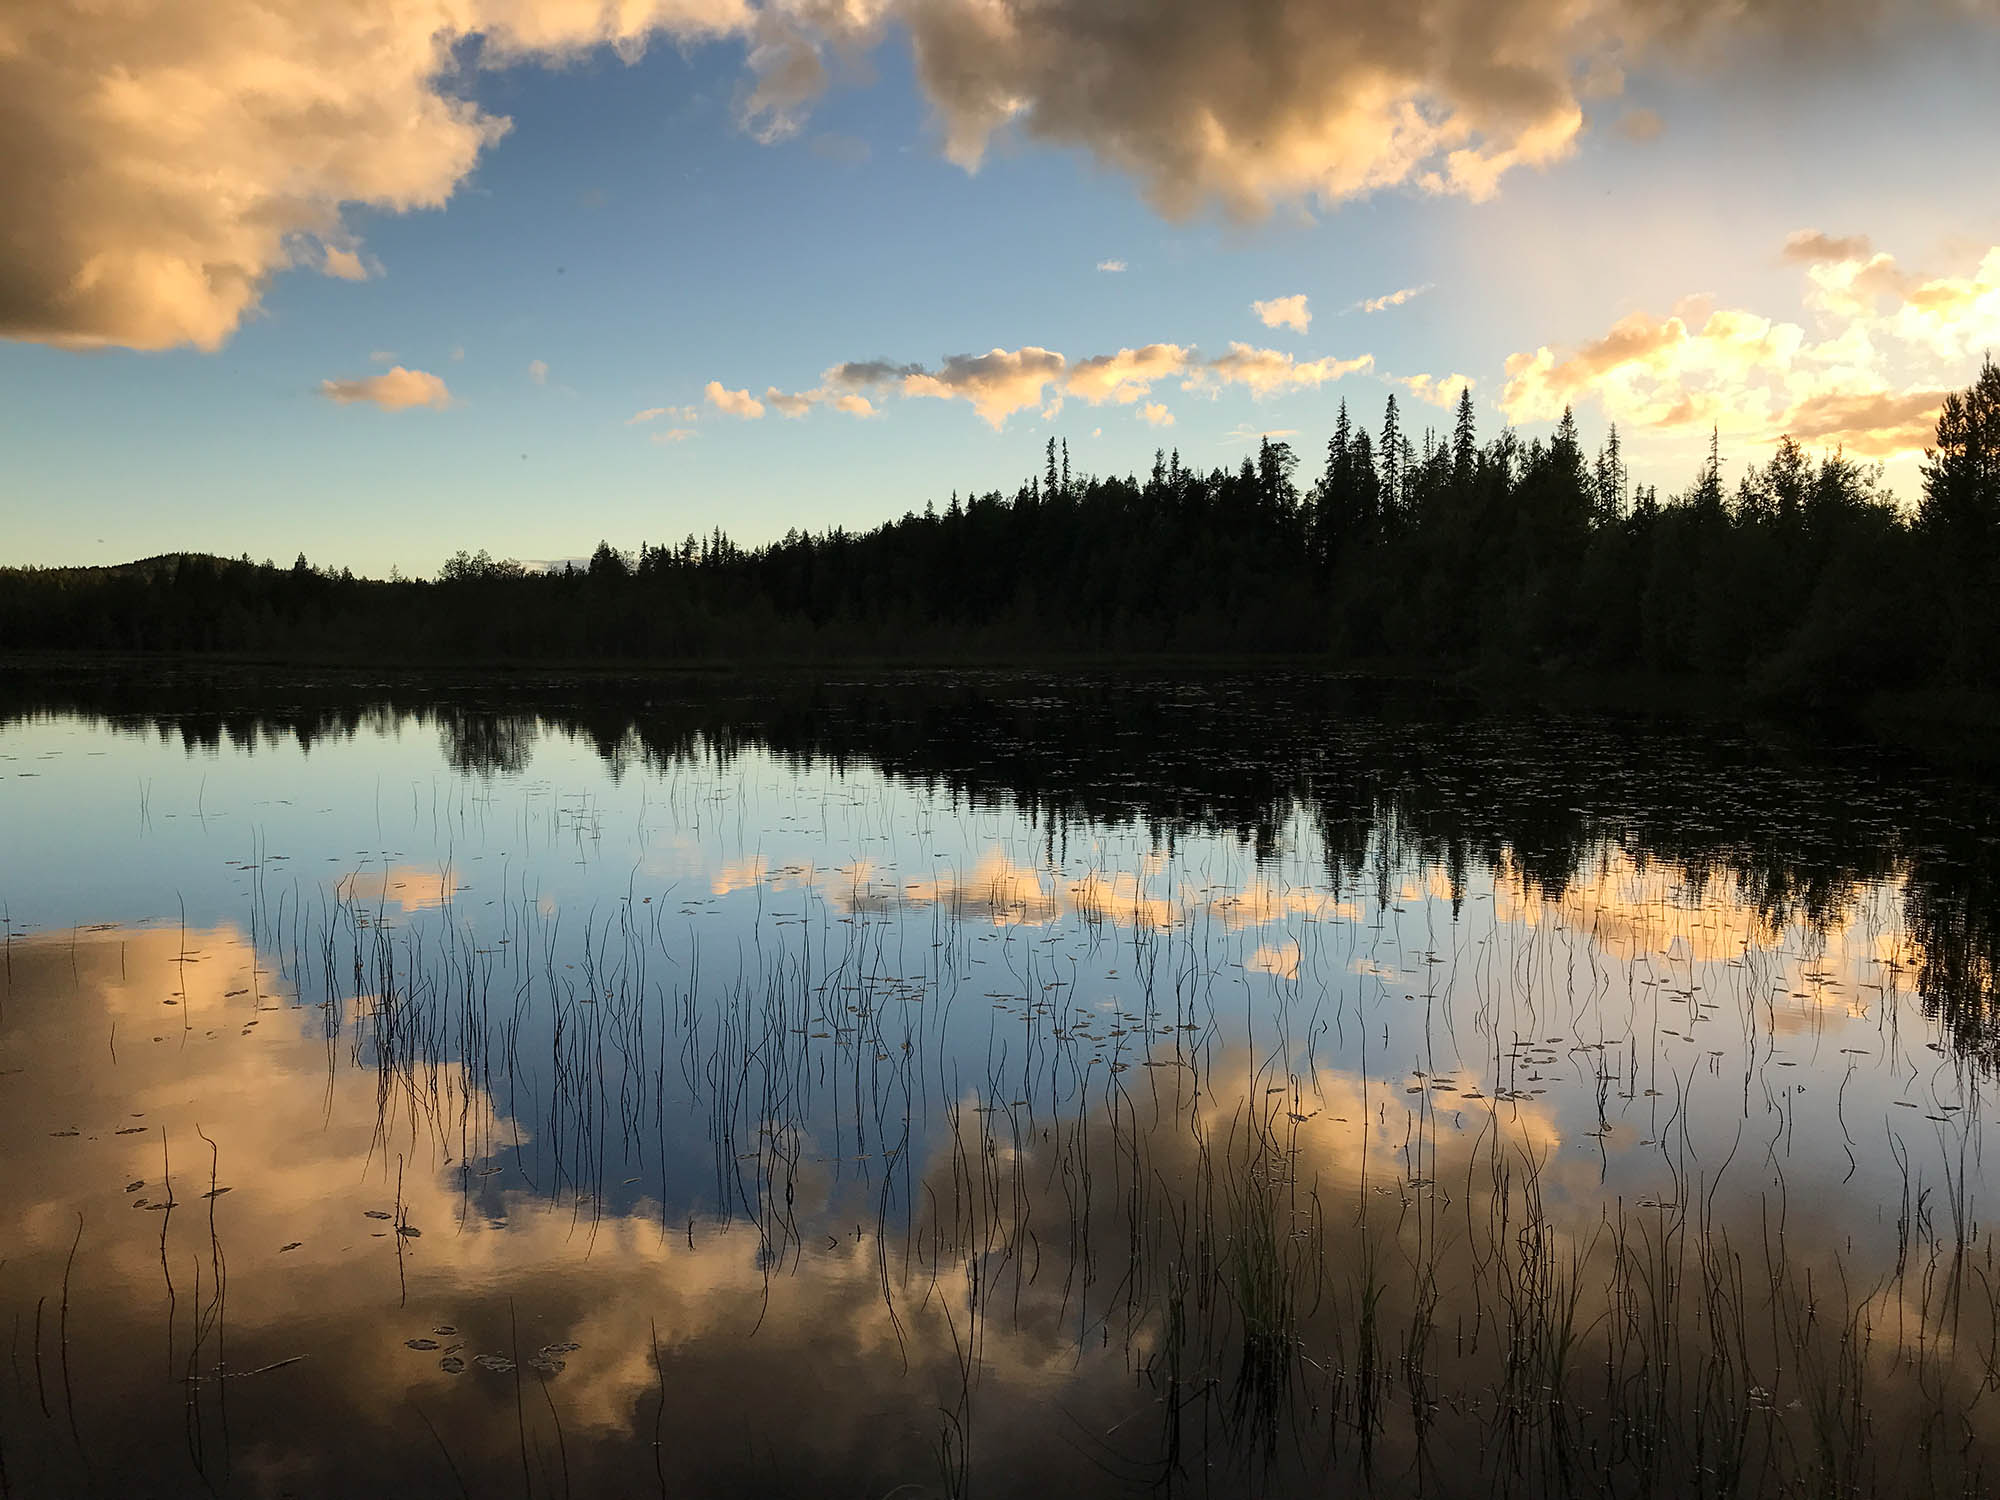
[1065,343,1192,405]
[705,380,767,418]
[1190,342,1374,398]
[901,346,1067,428]
[1252,294,1311,334]
[1500,239,2000,459]
[0,0,757,352]
[318,365,453,411]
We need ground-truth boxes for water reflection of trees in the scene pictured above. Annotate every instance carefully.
[4,662,1994,1059]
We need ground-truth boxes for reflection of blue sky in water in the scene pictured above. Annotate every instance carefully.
[1,704,1994,1495]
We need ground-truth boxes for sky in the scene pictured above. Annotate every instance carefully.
[5,0,2000,577]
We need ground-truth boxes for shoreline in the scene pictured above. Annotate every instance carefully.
[4,647,1995,770]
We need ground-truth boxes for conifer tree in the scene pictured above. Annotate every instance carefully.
[1379,395,1404,532]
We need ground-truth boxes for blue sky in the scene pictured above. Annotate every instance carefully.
[5,2,2000,576]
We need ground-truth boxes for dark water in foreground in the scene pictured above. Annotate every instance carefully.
[3,666,1998,1499]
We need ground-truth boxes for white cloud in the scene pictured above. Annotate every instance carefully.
[628,406,671,424]
[1223,423,1300,444]
[705,380,768,418]
[369,349,398,364]
[1097,259,1127,273]
[528,358,549,385]
[1252,294,1310,333]
[318,365,452,411]
[1500,235,2000,458]
[1357,283,1432,314]
[1139,402,1174,427]
[650,427,698,444]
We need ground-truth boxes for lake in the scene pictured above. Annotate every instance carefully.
[3,663,1997,1498]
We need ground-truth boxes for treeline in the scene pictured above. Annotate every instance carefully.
[3,360,1996,699]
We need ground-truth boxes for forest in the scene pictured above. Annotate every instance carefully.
[3,358,1995,706]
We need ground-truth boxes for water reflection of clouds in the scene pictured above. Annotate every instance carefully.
[0,926,1168,1493]
[336,864,462,911]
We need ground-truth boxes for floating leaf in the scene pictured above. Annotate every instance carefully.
[279,1242,302,1253]
[405,1337,440,1351]
[363,1210,392,1220]
[439,1355,465,1375]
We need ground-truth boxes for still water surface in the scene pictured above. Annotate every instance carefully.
[3,668,1997,1497]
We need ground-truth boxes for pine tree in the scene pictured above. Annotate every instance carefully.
[1592,425,1625,522]
[1921,355,2000,565]
[1379,395,1404,532]
[1452,386,1477,501]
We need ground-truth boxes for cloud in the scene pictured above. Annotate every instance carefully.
[1357,283,1433,314]
[1096,259,1127,273]
[1784,230,1875,265]
[318,365,452,411]
[1191,343,1373,398]
[718,337,1368,430]
[1066,344,1191,405]
[761,382,879,417]
[825,359,927,389]
[897,0,1962,221]
[1616,107,1663,142]
[1252,294,1311,334]
[1501,236,2000,459]
[0,0,758,352]
[1781,388,1950,456]
[1397,372,1475,406]
[528,358,550,385]
[10,0,1990,356]
[766,386,816,417]
[705,380,767,419]
[650,427,699,443]
[369,349,398,364]
[902,347,1067,427]
[628,407,671,424]
[323,247,370,282]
